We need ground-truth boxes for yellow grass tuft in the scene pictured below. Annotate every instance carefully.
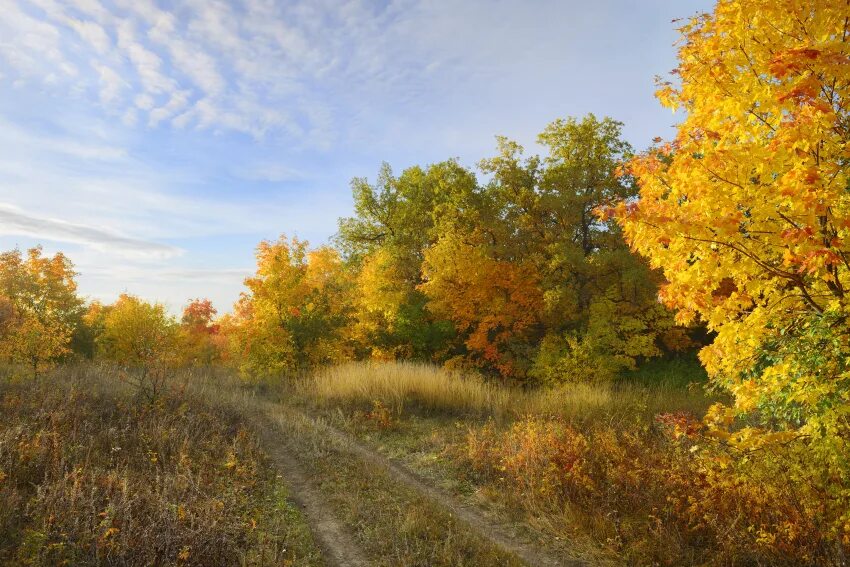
[308,360,711,423]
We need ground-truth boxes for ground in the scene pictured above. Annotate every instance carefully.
[0,359,738,566]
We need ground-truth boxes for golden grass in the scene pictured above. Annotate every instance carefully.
[308,360,713,423]
[311,361,508,416]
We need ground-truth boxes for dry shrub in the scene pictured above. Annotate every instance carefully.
[459,414,848,566]
[358,399,397,431]
[0,367,317,566]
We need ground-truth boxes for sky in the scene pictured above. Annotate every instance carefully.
[0,0,712,313]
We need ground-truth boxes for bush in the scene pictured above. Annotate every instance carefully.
[459,414,849,565]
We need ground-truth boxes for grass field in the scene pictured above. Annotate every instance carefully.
[0,365,322,567]
[308,356,714,425]
[300,359,830,566]
[0,360,835,566]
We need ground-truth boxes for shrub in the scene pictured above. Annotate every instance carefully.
[459,414,849,565]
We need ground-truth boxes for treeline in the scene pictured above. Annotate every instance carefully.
[224,115,694,383]
[0,116,694,385]
[0,246,220,377]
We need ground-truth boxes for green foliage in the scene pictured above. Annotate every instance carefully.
[617,353,708,390]
[336,115,685,382]
[338,161,475,360]
[530,333,620,385]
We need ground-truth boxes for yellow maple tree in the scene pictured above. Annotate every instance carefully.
[612,1,850,451]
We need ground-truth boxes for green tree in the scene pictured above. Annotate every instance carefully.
[337,162,472,360]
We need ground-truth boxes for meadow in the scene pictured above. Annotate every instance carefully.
[0,365,323,567]
[2,359,841,565]
[300,360,838,566]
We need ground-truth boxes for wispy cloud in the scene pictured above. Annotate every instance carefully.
[0,0,711,312]
[0,203,183,259]
[1,0,513,144]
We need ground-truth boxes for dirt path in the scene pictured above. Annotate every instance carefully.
[280,405,586,567]
[247,411,371,567]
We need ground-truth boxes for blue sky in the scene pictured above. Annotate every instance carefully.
[0,0,711,313]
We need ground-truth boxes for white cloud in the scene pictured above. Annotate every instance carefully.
[134,92,155,110]
[2,0,492,143]
[148,89,190,125]
[68,0,112,23]
[147,24,224,96]
[121,107,137,126]
[66,17,111,53]
[94,62,126,103]
[0,203,183,259]
[116,20,175,95]
[0,2,72,81]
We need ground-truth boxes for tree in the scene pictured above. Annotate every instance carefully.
[337,162,471,360]
[612,1,850,454]
[235,236,354,379]
[0,247,82,376]
[99,294,178,398]
[420,116,681,381]
[421,232,544,378]
[178,298,221,366]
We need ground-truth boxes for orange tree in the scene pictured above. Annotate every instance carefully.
[178,298,220,366]
[611,0,850,538]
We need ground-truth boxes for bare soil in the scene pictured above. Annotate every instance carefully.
[249,410,371,567]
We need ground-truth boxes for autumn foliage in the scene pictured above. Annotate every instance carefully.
[226,237,354,379]
[1,0,847,562]
[611,0,850,552]
[462,413,840,565]
[333,116,687,383]
[0,248,82,377]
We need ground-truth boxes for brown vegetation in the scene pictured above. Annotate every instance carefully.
[0,365,321,567]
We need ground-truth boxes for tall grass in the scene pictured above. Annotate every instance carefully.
[0,364,321,566]
[310,361,506,416]
[308,360,713,423]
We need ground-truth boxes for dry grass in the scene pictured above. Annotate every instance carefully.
[168,366,530,566]
[264,407,525,567]
[308,360,712,424]
[310,361,508,416]
[0,364,322,567]
[458,415,843,566]
[306,360,841,565]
